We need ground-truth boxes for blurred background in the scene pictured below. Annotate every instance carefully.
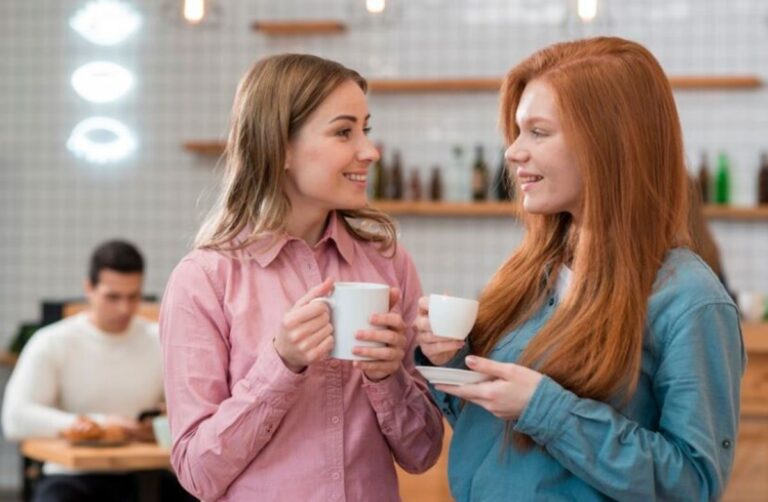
[1,0,767,498]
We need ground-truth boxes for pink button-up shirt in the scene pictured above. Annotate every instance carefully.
[160,213,443,501]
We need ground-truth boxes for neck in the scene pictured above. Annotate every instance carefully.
[284,208,331,246]
[86,311,128,335]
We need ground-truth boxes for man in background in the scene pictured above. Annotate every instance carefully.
[1,239,192,502]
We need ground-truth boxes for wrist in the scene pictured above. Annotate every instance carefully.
[272,338,306,374]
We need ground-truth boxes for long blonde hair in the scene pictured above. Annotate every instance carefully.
[195,54,396,252]
[473,37,691,432]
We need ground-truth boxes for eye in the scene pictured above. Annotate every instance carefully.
[363,126,372,135]
[531,128,546,138]
[336,128,352,138]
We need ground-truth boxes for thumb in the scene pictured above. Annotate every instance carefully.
[297,277,334,307]
[465,355,511,379]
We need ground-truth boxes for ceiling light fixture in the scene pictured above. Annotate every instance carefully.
[69,0,142,46]
[71,62,134,103]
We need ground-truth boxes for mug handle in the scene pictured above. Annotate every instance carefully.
[311,297,335,309]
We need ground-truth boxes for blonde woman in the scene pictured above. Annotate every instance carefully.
[160,54,443,501]
[416,37,744,501]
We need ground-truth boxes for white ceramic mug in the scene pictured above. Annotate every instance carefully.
[313,282,390,360]
[152,415,172,449]
[428,294,479,340]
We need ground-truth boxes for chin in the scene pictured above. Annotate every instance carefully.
[335,196,368,211]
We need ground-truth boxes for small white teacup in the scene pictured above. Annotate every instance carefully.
[313,282,390,360]
[428,294,479,340]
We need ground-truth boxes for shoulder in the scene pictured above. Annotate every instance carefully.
[650,248,733,309]
[647,248,737,342]
[167,248,239,301]
[17,315,83,359]
[356,238,418,279]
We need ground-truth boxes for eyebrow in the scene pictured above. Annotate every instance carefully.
[517,115,554,124]
[329,114,371,124]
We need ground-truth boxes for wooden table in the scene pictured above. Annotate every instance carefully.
[21,439,170,471]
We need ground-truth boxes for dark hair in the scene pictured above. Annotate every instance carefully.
[89,240,144,285]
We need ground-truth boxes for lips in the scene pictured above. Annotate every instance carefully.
[518,175,543,184]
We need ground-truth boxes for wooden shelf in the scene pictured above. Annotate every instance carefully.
[371,201,768,220]
[367,75,762,93]
[183,141,225,156]
[670,76,762,89]
[370,78,501,93]
[703,205,768,220]
[251,20,346,36]
[373,201,518,216]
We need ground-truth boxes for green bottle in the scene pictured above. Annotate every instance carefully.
[715,152,731,205]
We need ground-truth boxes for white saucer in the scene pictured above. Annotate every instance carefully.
[415,366,492,386]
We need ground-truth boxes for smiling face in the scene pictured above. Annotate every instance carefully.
[506,79,583,221]
[283,79,379,219]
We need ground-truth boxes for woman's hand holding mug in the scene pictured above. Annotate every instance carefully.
[352,287,407,381]
[274,277,335,373]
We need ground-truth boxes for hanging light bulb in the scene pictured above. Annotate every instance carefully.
[366,0,386,14]
[183,0,205,24]
[577,0,598,23]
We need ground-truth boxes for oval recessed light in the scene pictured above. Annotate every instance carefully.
[71,62,134,103]
[70,0,142,46]
[67,117,137,163]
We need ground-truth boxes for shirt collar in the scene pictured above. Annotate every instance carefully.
[242,211,356,268]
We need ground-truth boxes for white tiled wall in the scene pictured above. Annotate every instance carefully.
[1,0,767,490]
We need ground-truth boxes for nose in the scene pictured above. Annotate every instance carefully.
[506,137,528,165]
[358,135,380,163]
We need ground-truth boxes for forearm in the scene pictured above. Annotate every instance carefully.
[168,345,307,501]
[364,366,444,473]
[516,377,731,501]
[2,403,76,440]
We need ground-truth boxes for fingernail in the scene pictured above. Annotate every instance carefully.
[465,356,476,365]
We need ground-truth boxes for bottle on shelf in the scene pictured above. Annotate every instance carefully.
[370,143,387,200]
[471,144,489,201]
[389,150,404,200]
[714,152,731,205]
[758,152,768,205]
[450,145,467,201]
[429,165,443,201]
[408,169,423,201]
[493,148,514,201]
[697,151,710,204]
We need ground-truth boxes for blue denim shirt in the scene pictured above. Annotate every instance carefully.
[422,249,745,501]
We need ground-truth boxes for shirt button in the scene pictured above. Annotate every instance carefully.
[331,472,341,480]
[722,439,732,449]
[265,424,274,433]
[548,297,555,306]
[331,416,340,424]
[330,360,340,369]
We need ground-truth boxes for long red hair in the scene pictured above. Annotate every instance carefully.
[473,37,690,434]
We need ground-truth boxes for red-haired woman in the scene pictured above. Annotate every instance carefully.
[416,37,743,501]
